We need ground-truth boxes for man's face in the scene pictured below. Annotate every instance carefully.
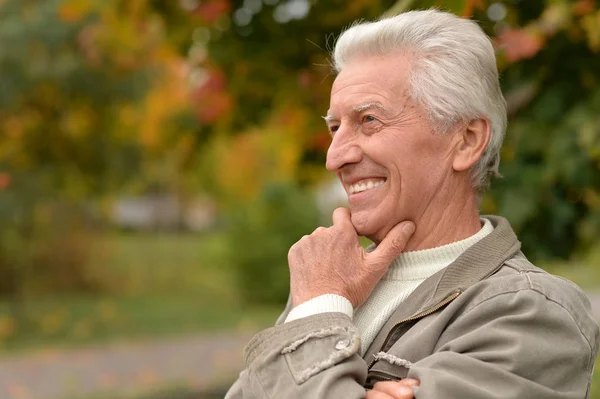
[325,54,457,243]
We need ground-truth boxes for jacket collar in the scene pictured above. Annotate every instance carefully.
[274,216,522,360]
[362,215,521,360]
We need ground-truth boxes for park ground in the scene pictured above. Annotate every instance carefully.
[1,231,600,399]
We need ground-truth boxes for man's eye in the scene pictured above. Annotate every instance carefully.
[363,115,376,123]
[329,125,339,135]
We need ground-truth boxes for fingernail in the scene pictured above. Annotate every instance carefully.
[397,386,412,396]
[402,222,415,235]
[402,378,419,386]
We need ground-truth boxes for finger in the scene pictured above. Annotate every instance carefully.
[314,226,327,234]
[365,389,396,399]
[372,381,417,399]
[399,378,420,387]
[367,221,415,268]
[332,207,352,227]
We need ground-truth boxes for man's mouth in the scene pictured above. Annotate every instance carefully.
[347,178,386,194]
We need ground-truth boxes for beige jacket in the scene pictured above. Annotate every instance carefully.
[226,216,599,398]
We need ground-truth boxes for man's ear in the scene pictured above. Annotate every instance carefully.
[452,118,491,172]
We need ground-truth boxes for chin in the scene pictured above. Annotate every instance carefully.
[350,211,385,242]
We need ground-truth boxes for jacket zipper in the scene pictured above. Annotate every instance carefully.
[365,370,395,389]
[367,290,462,369]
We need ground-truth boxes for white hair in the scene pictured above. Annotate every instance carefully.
[332,9,507,192]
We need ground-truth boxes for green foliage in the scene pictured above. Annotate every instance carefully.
[0,0,153,193]
[0,231,281,351]
[199,0,600,262]
[0,0,597,345]
[225,182,321,305]
[482,0,600,259]
[0,0,196,303]
[0,169,103,299]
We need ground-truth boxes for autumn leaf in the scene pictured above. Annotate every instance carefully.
[461,0,486,17]
[0,315,16,340]
[496,27,545,63]
[582,11,600,52]
[192,68,233,124]
[434,0,486,17]
[58,0,93,22]
[573,0,595,16]
[0,173,11,190]
[193,0,231,24]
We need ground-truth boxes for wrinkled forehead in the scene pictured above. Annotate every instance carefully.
[327,56,413,116]
[332,52,413,84]
[330,54,412,96]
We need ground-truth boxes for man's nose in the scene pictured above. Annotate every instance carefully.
[325,127,362,172]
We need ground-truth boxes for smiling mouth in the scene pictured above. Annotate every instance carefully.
[347,178,386,195]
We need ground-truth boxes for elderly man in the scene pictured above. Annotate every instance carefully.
[226,9,599,399]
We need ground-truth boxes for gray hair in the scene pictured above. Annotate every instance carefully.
[332,9,507,192]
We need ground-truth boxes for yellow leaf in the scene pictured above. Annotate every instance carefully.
[71,318,93,339]
[582,11,600,52]
[39,309,69,335]
[97,300,118,321]
[497,27,545,63]
[58,0,94,22]
[0,315,16,340]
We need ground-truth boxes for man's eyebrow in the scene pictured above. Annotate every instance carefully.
[322,114,337,124]
[352,102,389,114]
[322,102,389,125]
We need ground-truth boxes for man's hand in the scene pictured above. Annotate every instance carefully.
[365,379,420,399]
[288,207,415,308]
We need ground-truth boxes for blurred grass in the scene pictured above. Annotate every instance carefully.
[542,253,600,290]
[545,251,600,398]
[0,231,282,352]
[61,384,227,399]
[2,230,599,398]
[594,358,600,399]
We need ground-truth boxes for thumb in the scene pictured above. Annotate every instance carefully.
[367,221,415,269]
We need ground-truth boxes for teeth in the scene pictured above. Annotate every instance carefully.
[349,179,385,194]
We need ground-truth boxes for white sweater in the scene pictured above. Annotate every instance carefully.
[286,218,494,355]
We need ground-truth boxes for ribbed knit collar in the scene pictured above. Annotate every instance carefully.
[382,218,494,281]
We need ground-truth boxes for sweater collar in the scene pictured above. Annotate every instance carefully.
[362,215,522,361]
[384,218,493,281]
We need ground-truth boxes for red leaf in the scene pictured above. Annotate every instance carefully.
[573,0,595,16]
[497,27,544,63]
[0,173,11,190]
[193,0,231,25]
[192,68,232,123]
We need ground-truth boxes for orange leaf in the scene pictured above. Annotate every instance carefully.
[462,0,486,17]
[573,0,595,16]
[497,27,544,63]
[0,173,10,190]
[58,0,92,22]
[193,68,232,123]
[193,0,231,24]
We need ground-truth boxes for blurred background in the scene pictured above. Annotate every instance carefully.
[0,0,599,398]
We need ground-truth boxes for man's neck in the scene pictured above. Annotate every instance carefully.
[403,184,482,252]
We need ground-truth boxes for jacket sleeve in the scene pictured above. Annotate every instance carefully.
[225,312,368,399]
[407,289,598,399]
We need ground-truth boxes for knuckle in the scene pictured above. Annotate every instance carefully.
[296,234,310,244]
[392,236,406,250]
[287,247,296,259]
[391,232,409,250]
[288,241,301,255]
[289,234,311,257]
